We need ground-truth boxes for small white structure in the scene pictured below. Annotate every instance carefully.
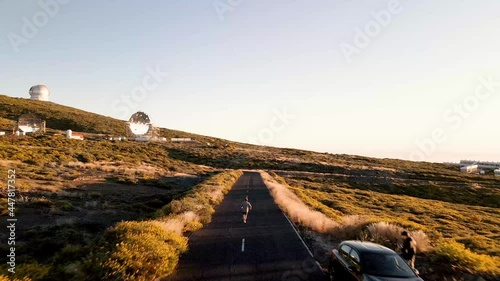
[17,114,45,134]
[495,169,500,177]
[135,136,166,142]
[171,138,192,142]
[135,137,150,142]
[109,137,125,141]
[29,85,50,101]
[0,132,5,136]
[459,160,500,170]
[461,164,479,174]
[66,130,84,140]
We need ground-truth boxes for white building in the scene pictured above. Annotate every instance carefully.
[29,85,50,101]
[135,136,166,142]
[171,138,192,142]
[66,130,84,140]
[460,164,479,174]
[495,169,500,177]
[459,160,500,170]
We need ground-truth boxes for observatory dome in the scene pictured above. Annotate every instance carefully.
[29,85,50,101]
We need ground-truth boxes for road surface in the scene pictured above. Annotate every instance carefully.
[166,171,327,281]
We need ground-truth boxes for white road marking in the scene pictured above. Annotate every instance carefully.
[241,238,245,252]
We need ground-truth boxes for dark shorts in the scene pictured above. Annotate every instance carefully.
[242,211,248,215]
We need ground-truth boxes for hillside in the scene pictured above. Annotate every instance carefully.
[0,95,499,281]
[0,95,217,142]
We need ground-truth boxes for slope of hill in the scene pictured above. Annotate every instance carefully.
[0,95,127,135]
[0,95,218,142]
[0,94,499,281]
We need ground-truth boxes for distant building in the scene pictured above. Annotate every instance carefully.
[171,138,192,142]
[460,164,479,174]
[135,136,166,142]
[458,160,500,170]
[134,137,150,142]
[29,85,50,101]
[0,132,5,136]
[17,113,45,134]
[495,169,500,177]
[66,130,84,140]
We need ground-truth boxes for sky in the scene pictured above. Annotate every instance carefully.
[1,0,499,163]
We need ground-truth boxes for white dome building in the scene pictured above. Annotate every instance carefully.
[29,85,50,101]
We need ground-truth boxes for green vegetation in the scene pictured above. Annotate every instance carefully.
[269,172,500,279]
[0,94,223,142]
[159,170,243,228]
[433,239,500,276]
[86,170,242,281]
[0,134,202,173]
[95,221,188,281]
[0,170,241,281]
[0,95,126,135]
[0,94,499,280]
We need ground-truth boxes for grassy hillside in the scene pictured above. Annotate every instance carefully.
[0,95,127,135]
[0,94,499,280]
[0,95,221,143]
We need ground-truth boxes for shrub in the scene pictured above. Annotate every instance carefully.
[89,170,243,281]
[263,171,433,258]
[260,171,338,233]
[159,170,243,224]
[76,152,96,163]
[55,200,74,211]
[330,215,375,240]
[99,221,188,281]
[0,276,31,281]
[184,220,203,233]
[367,222,430,253]
[26,197,53,208]
[2,262,50,281]
[432,239,500,276]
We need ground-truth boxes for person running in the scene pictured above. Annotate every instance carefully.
[401,231,417,269]
[241,196,252,223]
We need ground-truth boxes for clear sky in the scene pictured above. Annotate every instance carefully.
[1,0,499,163]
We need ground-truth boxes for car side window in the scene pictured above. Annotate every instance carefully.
[349,249,360,265]
[340,245,351,259]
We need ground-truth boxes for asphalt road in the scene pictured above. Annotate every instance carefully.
[165,171,327,281]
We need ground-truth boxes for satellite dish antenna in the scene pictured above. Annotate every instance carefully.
[18,113,43,133]
[128,111,151,136]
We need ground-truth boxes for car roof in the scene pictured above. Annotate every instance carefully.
[340,240,396,255]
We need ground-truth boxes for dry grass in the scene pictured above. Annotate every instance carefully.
[269,171,500,280]
[367,222,430,252]
[260,171,338,233]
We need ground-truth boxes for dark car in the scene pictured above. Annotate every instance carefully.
[329,240,423,281]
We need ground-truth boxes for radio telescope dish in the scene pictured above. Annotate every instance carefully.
[18,114,43,133]
[128,111,151,136]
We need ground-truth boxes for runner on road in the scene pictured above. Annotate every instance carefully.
[241,196,252,223]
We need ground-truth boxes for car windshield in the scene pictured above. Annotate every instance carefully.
[361,253,416,278]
